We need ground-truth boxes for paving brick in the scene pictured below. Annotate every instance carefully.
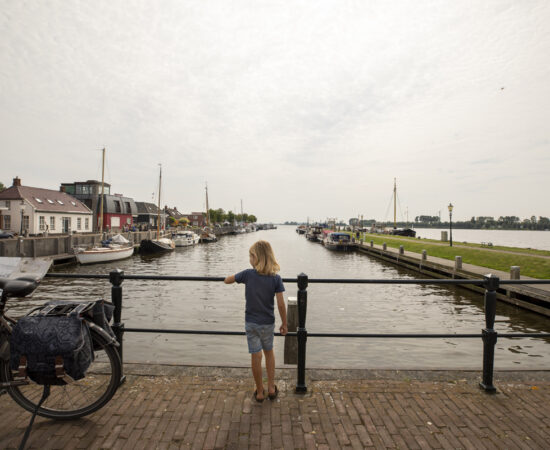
[0,372,548,450]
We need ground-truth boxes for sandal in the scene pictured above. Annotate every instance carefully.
[253,390,265,403]
[268,385,279,400]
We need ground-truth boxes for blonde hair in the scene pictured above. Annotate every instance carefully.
[249,240,280,275]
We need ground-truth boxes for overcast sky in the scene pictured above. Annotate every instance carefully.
[1,1,549,223]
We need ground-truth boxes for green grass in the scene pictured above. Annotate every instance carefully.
[354,233,550,279]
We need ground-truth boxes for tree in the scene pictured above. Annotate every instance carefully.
[248,215,257,223]
[0,181,5,191]
[226,210,235,224]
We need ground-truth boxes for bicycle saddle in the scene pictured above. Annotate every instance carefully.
[0,276,40,297]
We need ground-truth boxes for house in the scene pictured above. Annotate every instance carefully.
[0,177,93,235]
[135,202,164,229]
[181,212,206,228]
[164,206,185,227]
[61,180,138,231]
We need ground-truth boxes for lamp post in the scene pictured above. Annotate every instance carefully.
[19,201,25,235]
[448,203,453,247]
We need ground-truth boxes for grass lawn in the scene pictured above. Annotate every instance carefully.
[357,233,550,279]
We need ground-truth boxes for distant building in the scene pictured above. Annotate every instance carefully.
[135,202,164,229]
[182,212,206,228]
[61,180,138,231]
[0,177,92,235]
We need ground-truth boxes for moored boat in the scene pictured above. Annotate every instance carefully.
[75,243,134,264]
[173,230,200,247]
[323,232,352,251]
[306,226,323,242]
[200,227,218,243]
[140,237,175,253]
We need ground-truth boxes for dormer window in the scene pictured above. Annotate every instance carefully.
[47,199,54,204]
[35,198,43,203]
[70,201,77,206]
[57,200,64,205]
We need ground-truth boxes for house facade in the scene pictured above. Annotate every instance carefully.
[61,180,138,231]
[182,212,206,228]
[0,177,93,235]
[135,202,164,229]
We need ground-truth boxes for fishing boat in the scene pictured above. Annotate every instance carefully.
[173,230,200,247]
[296,225,307,234]
[306,225,323,242]
[323,232,352,251]
[140,164,176,254]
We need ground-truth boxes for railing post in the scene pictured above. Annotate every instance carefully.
[109,269,125,382]
[295,273,308,393]
[480,274,498,393]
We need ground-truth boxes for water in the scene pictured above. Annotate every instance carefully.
[8,226,550,369]
[413,228,550,251]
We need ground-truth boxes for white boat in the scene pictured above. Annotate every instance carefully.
[173,231,200,247]
[75,243,134,264]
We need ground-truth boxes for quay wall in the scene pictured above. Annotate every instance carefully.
[353,241,550,317]
[0,226,237,262]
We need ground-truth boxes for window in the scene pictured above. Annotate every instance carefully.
[3,215,10,229]
[77,217,82,230]
[85,218,89,230]
[71,201,77,206]
[5,201,10,208]
[22,215,29,230]
[35,198,43,203]
[125,202,131,213]
[47,199,54,204]
[114,201,121,213]
[50,216,55,230]
[39,216,45,230]
[57,200,64,205]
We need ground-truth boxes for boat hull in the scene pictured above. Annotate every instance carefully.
[76,246,134,264]
[140,239,175,253]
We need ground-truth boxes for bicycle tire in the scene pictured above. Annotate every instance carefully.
[1,328,122,420]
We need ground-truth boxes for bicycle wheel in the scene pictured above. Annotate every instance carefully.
[1,328,122,420]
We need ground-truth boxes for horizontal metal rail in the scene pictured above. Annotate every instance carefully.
[123,328,550,338]
[45,273,550,285]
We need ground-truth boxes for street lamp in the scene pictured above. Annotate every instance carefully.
[20,201,25,235]
[448,203,454,247]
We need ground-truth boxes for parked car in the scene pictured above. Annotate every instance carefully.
[0,230,15,239]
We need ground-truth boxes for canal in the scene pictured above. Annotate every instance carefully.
[10,226,550,369]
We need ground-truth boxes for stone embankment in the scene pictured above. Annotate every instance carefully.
[353,240,550,316]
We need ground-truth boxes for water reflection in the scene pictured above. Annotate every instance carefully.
[7,226,550,369]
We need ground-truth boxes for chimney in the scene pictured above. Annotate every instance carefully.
[13,176,21,187]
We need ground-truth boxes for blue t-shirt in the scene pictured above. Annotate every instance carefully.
[235,269,285,325]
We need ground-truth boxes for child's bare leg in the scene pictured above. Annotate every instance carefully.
[251,351,264,399]
[264,349,276,394]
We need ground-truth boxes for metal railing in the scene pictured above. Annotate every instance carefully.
[45,271,550,394]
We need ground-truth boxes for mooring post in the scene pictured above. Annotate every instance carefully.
[284,297,298,364]
[480,274,498,393]
[110,269,126,383]
[296,273,308,393]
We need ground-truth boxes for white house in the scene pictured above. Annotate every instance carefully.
[0,177,93,235]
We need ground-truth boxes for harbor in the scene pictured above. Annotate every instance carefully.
[10,226,550,371]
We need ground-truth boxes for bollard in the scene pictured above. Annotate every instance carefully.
[370,240,374,248]
[422,250,427,261]
[399,245,404,255]
[480,274,498,393]
[110,269,126,384]
[296,273,308,393]
[382,243,387,251]
[508,266,520,298]
[284,297,298,364]
[455,256,462,270]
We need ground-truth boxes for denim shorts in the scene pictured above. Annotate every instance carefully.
[245,322,275,354]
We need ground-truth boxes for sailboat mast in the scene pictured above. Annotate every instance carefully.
[393,178,397,229]
[205,183,210,227]
[157,164,162,239]
[99,148,105,233]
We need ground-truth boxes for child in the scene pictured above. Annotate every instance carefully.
[224,240,287,402]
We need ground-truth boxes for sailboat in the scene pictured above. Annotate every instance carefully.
[199,183,218,243]
[75,148,135,264]
[389,178,416,237]
[140,165,176,253]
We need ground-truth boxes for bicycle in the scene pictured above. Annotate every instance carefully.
[0,276,122,420]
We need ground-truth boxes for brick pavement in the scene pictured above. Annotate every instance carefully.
[0,366,549,449]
